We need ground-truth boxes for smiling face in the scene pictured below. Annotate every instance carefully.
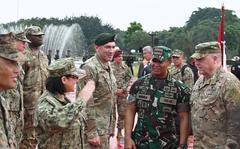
[151,58,171,78]
[0,57,19,90]
[96,41,116,63]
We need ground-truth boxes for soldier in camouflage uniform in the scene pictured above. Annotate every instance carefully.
[111,49,132,143]
[0,32,20,148]
[20,26,48,149]
[82,33,117,149]
[125,46,190,149]
[1,32,30,148]
[190,41,240,149]
[169,49,195,138]
[34,58,95,149]
[170,49,194,90]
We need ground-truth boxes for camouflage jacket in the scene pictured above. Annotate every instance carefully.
[82,55,117,139]
[128,73,190,148]
[1,67,24,145]
[111,61,132,93]
[169,63,194,90]
[22,48,48,109]
[191,67,240,149]
[35,90,86,149]
[0,94,16,149]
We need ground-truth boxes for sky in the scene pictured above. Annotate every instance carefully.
[1,0,240,32]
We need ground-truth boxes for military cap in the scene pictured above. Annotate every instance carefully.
[94,33,116,46]
[25,26,44,36]
[172,49,184,57]
[48,58,86,78]
[0,32,19,62]
[152,46,172,62]
[16,32,31,43]
[113,49,123,59]
[191,41,221,59]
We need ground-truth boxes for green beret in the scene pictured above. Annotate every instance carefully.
[16,32,31,43]
[25,26,44,36]
[192,41,221,59]
[0,32,19,62]
[152,46,172,62]
[94,33,116,46]
[172,49,184,57]
[48,58,86,78]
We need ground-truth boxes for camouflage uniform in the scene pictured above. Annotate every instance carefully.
[0,32,19,148]
[0,95,16,148]
[170,49,194,90]
[82,55,117,149]
[190,41,240,149]
[127,46,190,149]
[1,68,24,147]
[111,60,132,131]
[34,57,87,149]
[1,32,28,148]
[128,73,190,149]
[21,26,48,149]
[170,64,194,90]
[35,91,86,149]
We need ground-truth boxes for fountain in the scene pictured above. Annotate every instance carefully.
[41,23,87,59]
[0,23,87,59]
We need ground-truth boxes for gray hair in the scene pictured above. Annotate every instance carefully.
[143,46,153,54]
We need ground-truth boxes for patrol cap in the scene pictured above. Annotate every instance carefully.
[191,41,221,59]
[172,49,184,57]
[16,32,31,43]
[0,32,19,62]
[25,26,44,36]
[152,46,172,62]
[48,58,86,79]
[94,33,116,46]
[113,49,123,59]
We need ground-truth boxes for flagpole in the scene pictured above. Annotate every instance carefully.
[218,4,225,68]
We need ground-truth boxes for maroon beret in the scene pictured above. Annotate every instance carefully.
[113,49,123,59]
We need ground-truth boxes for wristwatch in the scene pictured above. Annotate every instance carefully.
[178,144,188,149]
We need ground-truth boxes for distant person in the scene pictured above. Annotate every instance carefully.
[0,32,20,148]
[111,49,132,146]
[54,50,60,60]
[47,50,52,65]
[169,49,195,139]
[137,46,153,78]
[231,56,240,80]
[35,58,95,149]
[170,49,194,90]
[21,26,48,149]
[188,55,199,82]
[191,41,240,148]
[125,51,135,75]
[65,49,71,58]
